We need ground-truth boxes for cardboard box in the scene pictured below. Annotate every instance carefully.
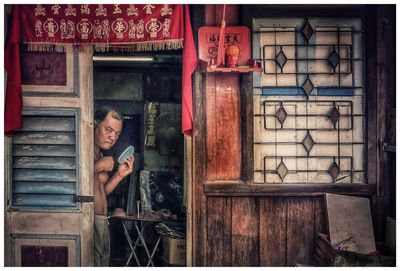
[162,236,186,266]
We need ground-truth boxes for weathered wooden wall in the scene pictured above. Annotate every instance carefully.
[192,4,395,267]
[206,197,326,266]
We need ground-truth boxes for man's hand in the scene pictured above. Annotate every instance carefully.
[95,156,114,173]
[117,155,135,178]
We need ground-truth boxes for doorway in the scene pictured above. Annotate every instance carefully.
[93,51,186,266]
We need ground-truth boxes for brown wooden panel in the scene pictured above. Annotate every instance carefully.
[313,197,327,265]
[193,71,207,266]
[205,197,232,266]
[313,197,327,236]
[206,74,241,180]
[231,197,259,266]
[241,73,254,182]
[21,51,67,86]
[204,182,376,197]
[259,198,287,266]
[286,197,315,266]
[223,197,232,266]
[375,5,396,243]
[205,74,217,179]
[21,245,68,267]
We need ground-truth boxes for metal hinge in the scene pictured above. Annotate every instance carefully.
[380,139,396,152]
[73,195,94,203]
[383,142,396,152]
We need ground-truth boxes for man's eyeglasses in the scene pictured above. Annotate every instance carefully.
[105,127,121,137]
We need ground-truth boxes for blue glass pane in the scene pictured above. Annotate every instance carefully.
[317,88,354,96]
[262,87,304,96]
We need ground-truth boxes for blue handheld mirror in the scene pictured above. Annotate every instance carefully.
[117,145,135,164]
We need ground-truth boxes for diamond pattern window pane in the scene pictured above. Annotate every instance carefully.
[275,106,288,125]
[328,106,341,127]
[275,49,288,69]
[302,78,314,96]
[254,17,364,184]
[277,161,288,181]
[328,161,341,180]
[302,131,315,154]
[301,20,314,42]
[328,50,340,69]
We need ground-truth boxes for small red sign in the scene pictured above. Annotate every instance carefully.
[198,26,250,66]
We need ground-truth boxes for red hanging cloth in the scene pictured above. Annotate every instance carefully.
[4,5,23,136]
[181,5,197,135]
[4,4,197,136]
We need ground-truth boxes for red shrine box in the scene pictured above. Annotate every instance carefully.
[198,26,261,73]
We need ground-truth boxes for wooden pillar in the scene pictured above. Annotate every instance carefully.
[193,5,242,266]
[205,4,241,181]
[375,5,396,242]
[194,4,241,266]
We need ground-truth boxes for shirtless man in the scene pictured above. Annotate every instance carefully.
[93,106,134,266]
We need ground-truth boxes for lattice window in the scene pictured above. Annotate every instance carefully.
[252,18,364,184]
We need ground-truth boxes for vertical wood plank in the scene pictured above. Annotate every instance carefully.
[313,197,327,265]
[193,70,207,266]
[259,198,287,266]
[206,197,226,266]
[78,45,94,267]
[313,197,327,236]
[375,5,396,243]
[205,74,217,179]
[231,197,259,266]
[286,197,314,266]
[206,74,241,180]
[184,135,193,266]
[241,74,254,183]
[223,197,232,266]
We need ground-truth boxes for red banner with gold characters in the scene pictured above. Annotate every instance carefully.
[5,4,197,136]
[18,4,184,51]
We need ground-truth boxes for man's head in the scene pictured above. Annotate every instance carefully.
[94,106,124,151]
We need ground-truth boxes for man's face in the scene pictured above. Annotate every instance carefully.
[94,112,123,151]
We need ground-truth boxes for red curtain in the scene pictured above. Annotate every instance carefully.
[5,5,22,136]
[182,5,197,135]
[4,4,197,136]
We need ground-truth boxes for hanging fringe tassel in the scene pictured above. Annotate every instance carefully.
[26,43,67,52]
[25,39,183,53]
[95,39,184,52]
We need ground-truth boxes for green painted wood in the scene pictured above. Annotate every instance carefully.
[13,169,76,182]
[20,116,75,132]
[13,132,75,145]
[13,157,76,170]
[13,182,76,194]
[13,145,76,157]
[12,194,76,207]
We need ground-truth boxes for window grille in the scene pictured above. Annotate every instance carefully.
[252,18,364,184]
